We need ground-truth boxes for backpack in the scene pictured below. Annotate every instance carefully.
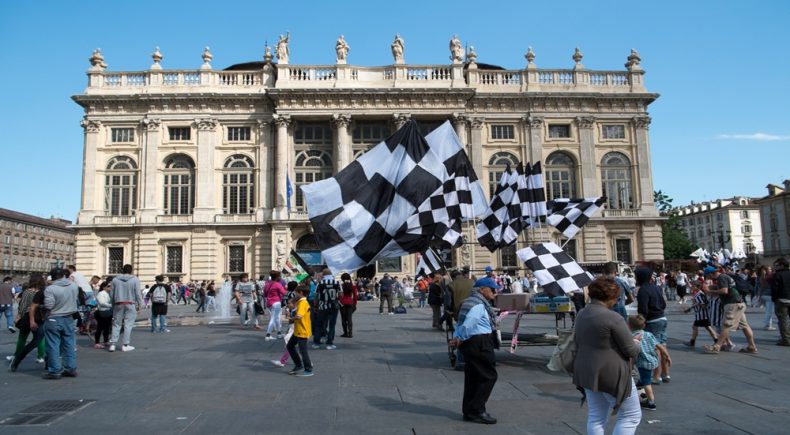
[151,284,167,303]
[393,305,407,314]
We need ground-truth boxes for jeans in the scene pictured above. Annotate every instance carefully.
[379,292,393,313]
[644,319,668,344]
[151,314,167,331]
[239,301,256,326]
[195,297,206,313]
[314,309,339,345]
[776,300,790,343]
[287,336,312,371]
[267,302,282,335]
[584,379,642,435]
[0,304,13,329]
[206,295,216,311]
[110,304,137,345]
[44,315,77,375]
[763,296,775,328]
[14,325,46,364]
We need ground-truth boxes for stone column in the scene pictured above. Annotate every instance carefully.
[633,115,656,214]
[138,118,161,223]
[526,116,543,164]
[256,120,272,215]
[273,115,292,218]
[77,119,101,225]
[332,114,351,173]
[193,118,219,222]
[451,113,468,150]
[576,116,597,197]
[469,117,485,179]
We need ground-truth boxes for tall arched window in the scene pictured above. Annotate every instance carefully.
[105,156,138,216]
[487,152,519,197]
[294,150,333,210]
[222,155,255,214]
[163,154,195,215]
[546,151,577,200]
[601,152,633,209]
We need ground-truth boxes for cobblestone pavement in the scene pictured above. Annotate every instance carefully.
[1,300,788,434]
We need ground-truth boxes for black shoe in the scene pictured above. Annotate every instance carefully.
[463,413,497,424]
[641,401,657,411]
[61,370,78,378]
[42,373,62,380]
[776,340,790,347]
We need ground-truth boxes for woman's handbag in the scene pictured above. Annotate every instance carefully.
[547,329,577,374]
[254,301,264,315]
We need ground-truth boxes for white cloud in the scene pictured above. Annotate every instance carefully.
[717,133,790,141]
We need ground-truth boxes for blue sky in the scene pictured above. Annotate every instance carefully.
[1,0,788,220]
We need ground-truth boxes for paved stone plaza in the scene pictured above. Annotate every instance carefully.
[1,302,788,434]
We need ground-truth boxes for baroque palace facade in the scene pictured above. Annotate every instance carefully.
[72,38,663,281]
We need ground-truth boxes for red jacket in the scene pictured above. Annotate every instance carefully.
[338,282,357,306]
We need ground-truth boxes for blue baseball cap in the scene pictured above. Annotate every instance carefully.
[484,266,493,273]
[703,266,718,275]
[474,277,502,290]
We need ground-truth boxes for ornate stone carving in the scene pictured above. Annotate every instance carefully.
[264,44,273,62]
[460,241,471,268]
[391,34,404,64]
[392,113,411,129]
[527,116,544,129]
[632,115,651,129]
[275,235,286,270]
[335,35,350,64]
[276,32,290,64]
[141,118,161,132]
[80,118,101,132]
[572,47,584,67]
[575,116,596,129]
[449,34,463,64]
[524,46,536,65]
[451,113,468,127]
[470,117,485,130]
[331,113,351,129]
[625,49,642,70]
[151,46,163,69]
[274,114,291,129]
[466,46,478,64]
[201,47,213,69]
[89,48,107,70]
[195,118,218,131]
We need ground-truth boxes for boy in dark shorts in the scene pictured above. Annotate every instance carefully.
[683,281,718,347]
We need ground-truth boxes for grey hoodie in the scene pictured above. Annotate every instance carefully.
[44,278,79,317]
[111,274,142,305]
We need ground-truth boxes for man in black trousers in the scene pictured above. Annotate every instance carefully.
[448,277,500,424]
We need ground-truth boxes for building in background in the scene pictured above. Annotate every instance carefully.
[0,208,75,281]
[72,39,663,281]
[673,197,762,258]
[757,180,790,261]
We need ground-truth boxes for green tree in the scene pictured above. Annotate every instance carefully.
[655,190,696,259]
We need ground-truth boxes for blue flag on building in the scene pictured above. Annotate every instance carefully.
[286,174,293,211]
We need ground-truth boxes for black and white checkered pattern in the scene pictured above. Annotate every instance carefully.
[476,165,520,252]
[416,247,444,277]
[546,197,605,240]
[516,242,593,297]
[523,162,548,227]
[301,120,487,274]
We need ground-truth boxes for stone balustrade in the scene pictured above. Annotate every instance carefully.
[84,64,646,94]
[93,215,136,224]
[600,208,642,218]
[156,215,193,224]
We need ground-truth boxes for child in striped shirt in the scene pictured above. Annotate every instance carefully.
[683,281,718,347]
[705,278,734,350]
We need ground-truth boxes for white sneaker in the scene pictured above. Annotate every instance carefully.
[36,358,45,364]
[265,335,275,341]
[161,329,171,333]
[121,345,135,352]
[270,359,285,367]
[108,344,116,352]
[326,345,337,350]
[388,312,394,315]
[5,355,13,361]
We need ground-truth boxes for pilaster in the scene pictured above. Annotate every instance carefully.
[139,118,161,223]
[451,113,468,152]
[78,118,101,224]
[633,116,657,215]
[469,117,484,179]
[526,116,543,166]
[193,118,219,222]
[273,115,292,219]
[332,114,352,173]
[576,116,597,197]
[256,119,272,218]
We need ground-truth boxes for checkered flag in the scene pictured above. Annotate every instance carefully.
[546,197,605,240]
[416,247,444,277]
[523,162,548,227]
[516,242,593,297]
[301,120,487,274]
[476,165,519,252]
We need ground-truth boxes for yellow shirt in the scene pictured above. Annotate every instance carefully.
[294,297,312,338]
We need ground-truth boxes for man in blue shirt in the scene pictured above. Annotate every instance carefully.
[449,277,500,425]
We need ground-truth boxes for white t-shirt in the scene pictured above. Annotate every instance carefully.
[676,272,687,286]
